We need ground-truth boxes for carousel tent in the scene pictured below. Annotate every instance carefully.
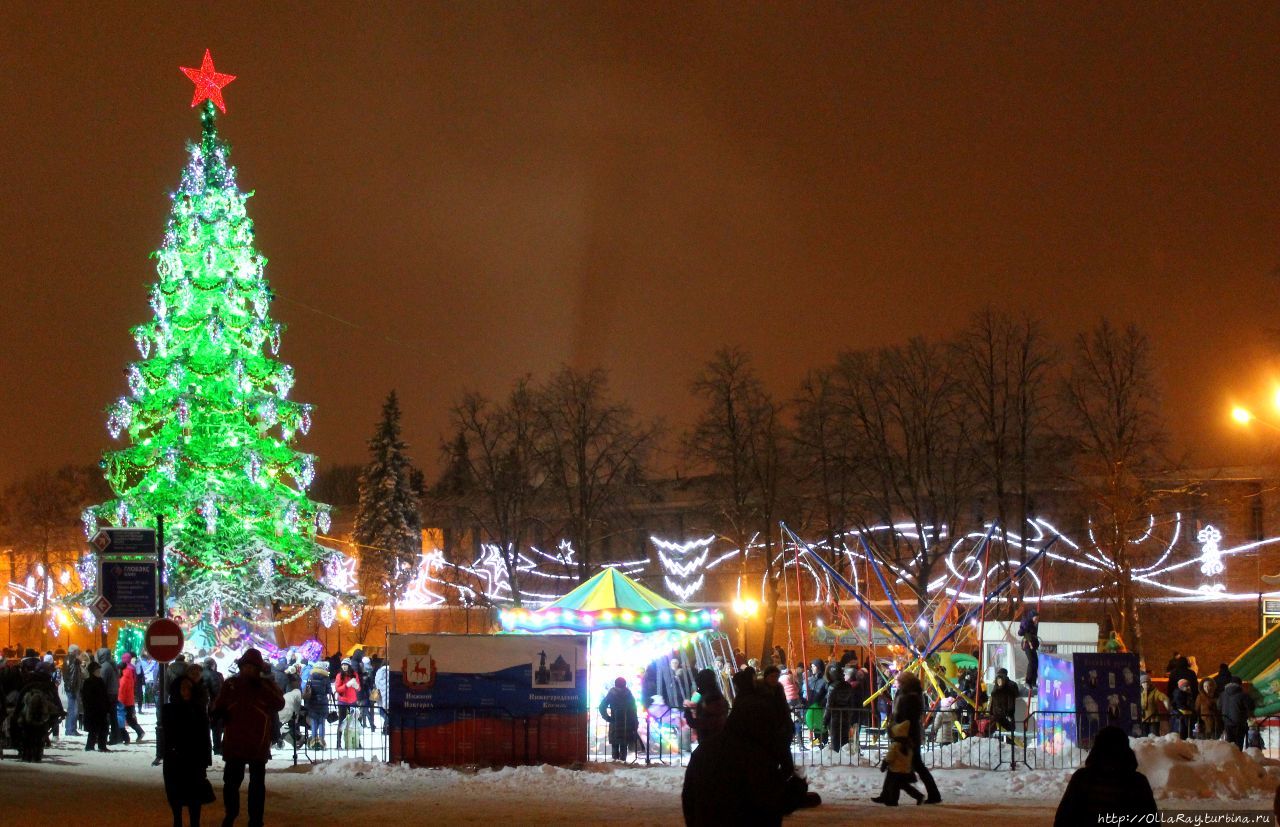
[500,567,720,633]
[500,567,726,760]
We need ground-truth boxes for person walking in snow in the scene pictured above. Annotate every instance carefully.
[825,663,855,754]
[162,674,213,827]
[599,677,639,761]
[117,653,146,743]
[888,670,941,804]
[211,648,285,827]
[1053,725,1156,826]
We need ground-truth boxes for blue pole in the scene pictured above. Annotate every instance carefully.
[779,523,916,651]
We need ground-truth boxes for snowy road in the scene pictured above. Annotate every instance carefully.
[7,710,1275,826]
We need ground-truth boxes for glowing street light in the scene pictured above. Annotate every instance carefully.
[732,597,758,656]
[1231,406,1280,432]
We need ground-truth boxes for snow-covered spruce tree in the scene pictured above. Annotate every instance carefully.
[86,54,341,627]
[354,391,423,631]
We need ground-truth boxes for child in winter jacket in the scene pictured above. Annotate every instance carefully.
[872,720,925,806]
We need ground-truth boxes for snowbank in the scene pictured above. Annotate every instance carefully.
[1132,734,1280,800]
[300,735,1279,804]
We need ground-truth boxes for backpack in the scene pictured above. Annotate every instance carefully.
[19,690,56,726]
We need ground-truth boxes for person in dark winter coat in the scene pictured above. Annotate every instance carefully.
[760,665,795,754]
[989,668,1021,733]
[1172,655,1198,696]
[1214,663,1234,695]
[599,677,639,761]
[163,675,213,827]
[81,660,111,752]
[825,664,856,753]
[886,670,941,804]
[683,668,729,743]
[211,648,285,827]
[202,658,224,754]
[682,668,791,827]
[11,667,62,762]
[1054,725,1157,827]
[96,648,122,744]
[1018,608,1040,693]
[1219,678,1256,750]
[60,644,83,737]
[1170,678,1195,739]
[302,662,330,749]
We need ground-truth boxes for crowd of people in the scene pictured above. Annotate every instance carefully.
[1137,653,1259,748]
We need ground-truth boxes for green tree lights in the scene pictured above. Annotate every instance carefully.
[85,98,336,623]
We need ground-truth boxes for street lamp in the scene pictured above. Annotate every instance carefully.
[732,597,758,658]
[337,606,350,655]
[1231,406,1280,432]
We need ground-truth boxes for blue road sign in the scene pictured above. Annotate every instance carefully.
[98,560,158,619]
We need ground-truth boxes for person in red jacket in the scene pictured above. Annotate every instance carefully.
[333,658,361,726]
[116,652,145,743]
[212,648,285,827]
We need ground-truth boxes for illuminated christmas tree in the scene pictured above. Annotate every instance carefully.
[85,51,336,624]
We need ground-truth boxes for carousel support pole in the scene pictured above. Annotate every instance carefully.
[790,527,809,674]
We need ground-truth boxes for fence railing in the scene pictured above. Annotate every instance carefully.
[268,700,1280,772]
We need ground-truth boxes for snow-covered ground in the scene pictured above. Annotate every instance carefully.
[8,709,1276,826]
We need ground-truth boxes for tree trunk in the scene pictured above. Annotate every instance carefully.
[389,593,397,634]
[760,568,780,664]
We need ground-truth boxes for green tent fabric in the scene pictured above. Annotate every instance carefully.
[1230,623,1280,715]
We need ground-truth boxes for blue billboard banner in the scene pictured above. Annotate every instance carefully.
[386,633,590,766]
[1072,652,1142,741]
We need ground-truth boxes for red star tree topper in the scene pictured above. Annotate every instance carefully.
[180,49,236,113]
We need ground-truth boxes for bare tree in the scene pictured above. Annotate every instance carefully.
[0,466,110,648]
[952,308,1058,613]
[532,367,659,581]
[686,347,789,660]
[437,379,541,606]
[792,367,859,572]
[826,339,980,615]
[1060,319,1169,656]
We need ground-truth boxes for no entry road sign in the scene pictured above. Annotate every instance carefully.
[144,618,184,662]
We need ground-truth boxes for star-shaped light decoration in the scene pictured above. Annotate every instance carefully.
[180,49,236,113]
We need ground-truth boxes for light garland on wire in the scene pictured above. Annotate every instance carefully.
[652,535,714,601]
[500,606,721,633]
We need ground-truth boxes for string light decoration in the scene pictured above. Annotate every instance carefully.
[83,54,341,623]
[500,606,722,634]
[653,535,714,602]
[1196,524,1226,594]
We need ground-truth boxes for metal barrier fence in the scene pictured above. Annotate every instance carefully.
[274,702,1280,772]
